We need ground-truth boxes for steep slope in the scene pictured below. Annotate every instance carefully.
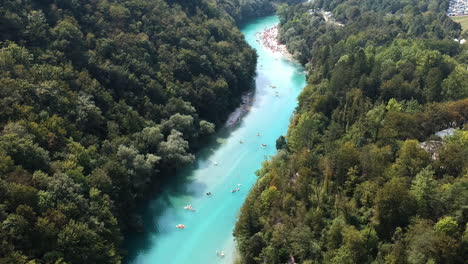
[235,0,468,263]
[0,0,257,262]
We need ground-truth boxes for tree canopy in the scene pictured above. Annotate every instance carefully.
[235,0,468,263]
[0,0,267,262]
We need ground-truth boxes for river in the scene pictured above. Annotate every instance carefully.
[126,15,306,264]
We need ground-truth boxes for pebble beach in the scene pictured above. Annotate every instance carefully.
[256,25,290,56]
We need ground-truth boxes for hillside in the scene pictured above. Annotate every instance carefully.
[0,0,259,262]
[234,0,468,263]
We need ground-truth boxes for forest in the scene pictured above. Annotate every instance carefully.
[235,0,468,263]
[0,0,266,263]
[218,0,303,24]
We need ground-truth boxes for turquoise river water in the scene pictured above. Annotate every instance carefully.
[126,15,306,264]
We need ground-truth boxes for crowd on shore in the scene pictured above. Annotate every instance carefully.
[256,25,289,55]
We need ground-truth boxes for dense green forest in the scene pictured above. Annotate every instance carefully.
[0,0,265,262]
[235,0,468,263]
[219,0,303,24]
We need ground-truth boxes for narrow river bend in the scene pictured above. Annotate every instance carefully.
[126,15,306,264]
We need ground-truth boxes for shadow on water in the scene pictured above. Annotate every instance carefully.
[121,15,303,262]
[122,91,257,263]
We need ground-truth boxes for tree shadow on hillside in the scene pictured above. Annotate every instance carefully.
[123,100,255,263]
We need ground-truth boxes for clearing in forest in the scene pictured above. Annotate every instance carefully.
[451,15,468,33]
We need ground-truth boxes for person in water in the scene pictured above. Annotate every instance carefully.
[206,192,211,196]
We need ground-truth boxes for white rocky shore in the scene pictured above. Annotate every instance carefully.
[226,92,254,127]
[226,25,292,127]
[256,25,292,58]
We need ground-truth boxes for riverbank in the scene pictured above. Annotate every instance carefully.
[125,16,306,264]
[226,92,254,127]
[227,24,293,127]
[256,25,291,57]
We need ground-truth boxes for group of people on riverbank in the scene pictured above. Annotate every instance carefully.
[256,25,289,55]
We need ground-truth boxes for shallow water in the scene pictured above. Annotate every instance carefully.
[126,15,306,264]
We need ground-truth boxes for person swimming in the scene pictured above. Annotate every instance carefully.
[239,140,243,144]
[206,192,212,196]
[257,132,261,136]
[184,204,195,211]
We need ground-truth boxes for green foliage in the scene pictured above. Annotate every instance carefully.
[435,216,459,236]
[442,65,468,100]
[218,0,303,24]
[0,0,264,262]
[410,167,441,219]
[374,177,417,239]
[392,140,431,178]
[235,0,468,263]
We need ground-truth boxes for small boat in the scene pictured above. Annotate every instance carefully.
[184,205,195,211]
[231,189,237,193]
[176,224,185,229]
[261,144,267,147]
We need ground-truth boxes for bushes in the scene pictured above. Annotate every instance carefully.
[0,0,260,262]
[235,0,468,262]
